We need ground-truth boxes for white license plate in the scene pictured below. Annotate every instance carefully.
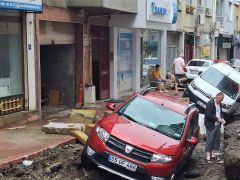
[108,155,137,172]
[196,100,206,108]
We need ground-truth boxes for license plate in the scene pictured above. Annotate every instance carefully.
[108,155,137,172]
[196,100,206,108]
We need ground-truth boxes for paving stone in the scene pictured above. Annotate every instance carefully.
[42,122,85,135]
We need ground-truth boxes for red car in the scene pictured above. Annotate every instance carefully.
[81,88,199,180]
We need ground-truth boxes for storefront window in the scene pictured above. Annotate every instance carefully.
[0,10,23,98]
[141,30,161,87]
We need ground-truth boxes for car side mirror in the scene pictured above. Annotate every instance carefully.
[106,103,116,111]
[187,136,198,145]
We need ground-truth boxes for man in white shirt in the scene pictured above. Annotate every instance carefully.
[172,53,187,94]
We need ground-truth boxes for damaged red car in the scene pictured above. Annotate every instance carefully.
[81,88,199,180]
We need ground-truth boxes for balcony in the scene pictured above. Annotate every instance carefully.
[67,0,138,14]
[205,8,212,16]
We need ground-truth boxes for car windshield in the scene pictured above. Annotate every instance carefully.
[188,60,210,67]
[117,96,186,140]
[230,59,240,67]
[201,67,239,99]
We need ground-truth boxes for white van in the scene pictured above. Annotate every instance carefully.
[183,63,240,117]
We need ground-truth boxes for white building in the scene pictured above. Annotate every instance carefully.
[109,0,178,99]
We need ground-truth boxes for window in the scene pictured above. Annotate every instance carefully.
[216,0,223,19]
[186,0,192,5]
[0,10,23,98]
[205,0,212,16]
[229,2,233,21]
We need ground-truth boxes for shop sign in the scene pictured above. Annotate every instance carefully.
[222,43,231,48]
[0,0,42,12]
[147,0,177,24]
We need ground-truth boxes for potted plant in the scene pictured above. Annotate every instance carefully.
[205,7,210,15]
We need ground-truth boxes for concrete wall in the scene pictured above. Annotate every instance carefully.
[40,21,75,45]
[109,0,176,31]
[68,0,138,13]
[176,0,197,32]
[40,45,75,106]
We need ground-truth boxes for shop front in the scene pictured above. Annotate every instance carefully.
[217,34,233,60]
[109,0,177,99]
[0,1,42,118]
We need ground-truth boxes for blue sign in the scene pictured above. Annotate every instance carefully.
[151,2,167,16]
[172,3,177,24]
[0,0,42,12]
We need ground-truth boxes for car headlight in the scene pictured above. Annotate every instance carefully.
[191,81,197,90]
[96,126,110,142]
[221,103,231,110]
[151,153,173,163]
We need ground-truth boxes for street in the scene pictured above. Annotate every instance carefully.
[0,137,226,180]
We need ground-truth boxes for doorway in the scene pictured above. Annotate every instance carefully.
[91,26,109,100]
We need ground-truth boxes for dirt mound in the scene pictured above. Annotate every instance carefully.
[224,119,240,180]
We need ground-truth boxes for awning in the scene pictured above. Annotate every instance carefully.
[67,0,138,15]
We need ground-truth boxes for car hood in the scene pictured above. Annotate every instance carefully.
[193,77,235,104]
[100,113,180,155]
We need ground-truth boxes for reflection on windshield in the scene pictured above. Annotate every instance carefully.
[117,96,186,140]
[201,67,239,99]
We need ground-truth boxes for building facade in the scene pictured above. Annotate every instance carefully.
[109,0,177,99]
[0,0,42,127]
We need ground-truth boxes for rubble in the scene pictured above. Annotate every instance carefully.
[42,122,85,135]
[72,131,88,145]
[69,109,96,124]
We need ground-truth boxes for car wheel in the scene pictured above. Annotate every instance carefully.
[81,147,96,170]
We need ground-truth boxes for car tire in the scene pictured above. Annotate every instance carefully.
[81,147,96,170]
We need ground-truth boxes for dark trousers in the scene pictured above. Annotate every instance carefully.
[205,124,221,152]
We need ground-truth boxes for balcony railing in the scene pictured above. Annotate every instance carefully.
[205,8,212,16]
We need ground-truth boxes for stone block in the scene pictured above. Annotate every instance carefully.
[69,109,96,124]
[72,130,88,145]
[85,123,95,135]
[42,122,85,135]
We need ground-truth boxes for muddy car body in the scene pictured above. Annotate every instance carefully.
[81,88,199,180]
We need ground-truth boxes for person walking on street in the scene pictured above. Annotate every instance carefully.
[149,64,167,92]
[204,92,226,163]
[172,53,187,94]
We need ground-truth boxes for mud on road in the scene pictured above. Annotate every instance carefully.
[0,136,226,180]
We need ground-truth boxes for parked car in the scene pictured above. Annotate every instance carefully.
[230,59,240,72]
[185,59,214,80]
[183,63,240,118]
[81,88,199,180]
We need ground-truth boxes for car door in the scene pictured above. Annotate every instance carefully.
[182,111,199,160]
